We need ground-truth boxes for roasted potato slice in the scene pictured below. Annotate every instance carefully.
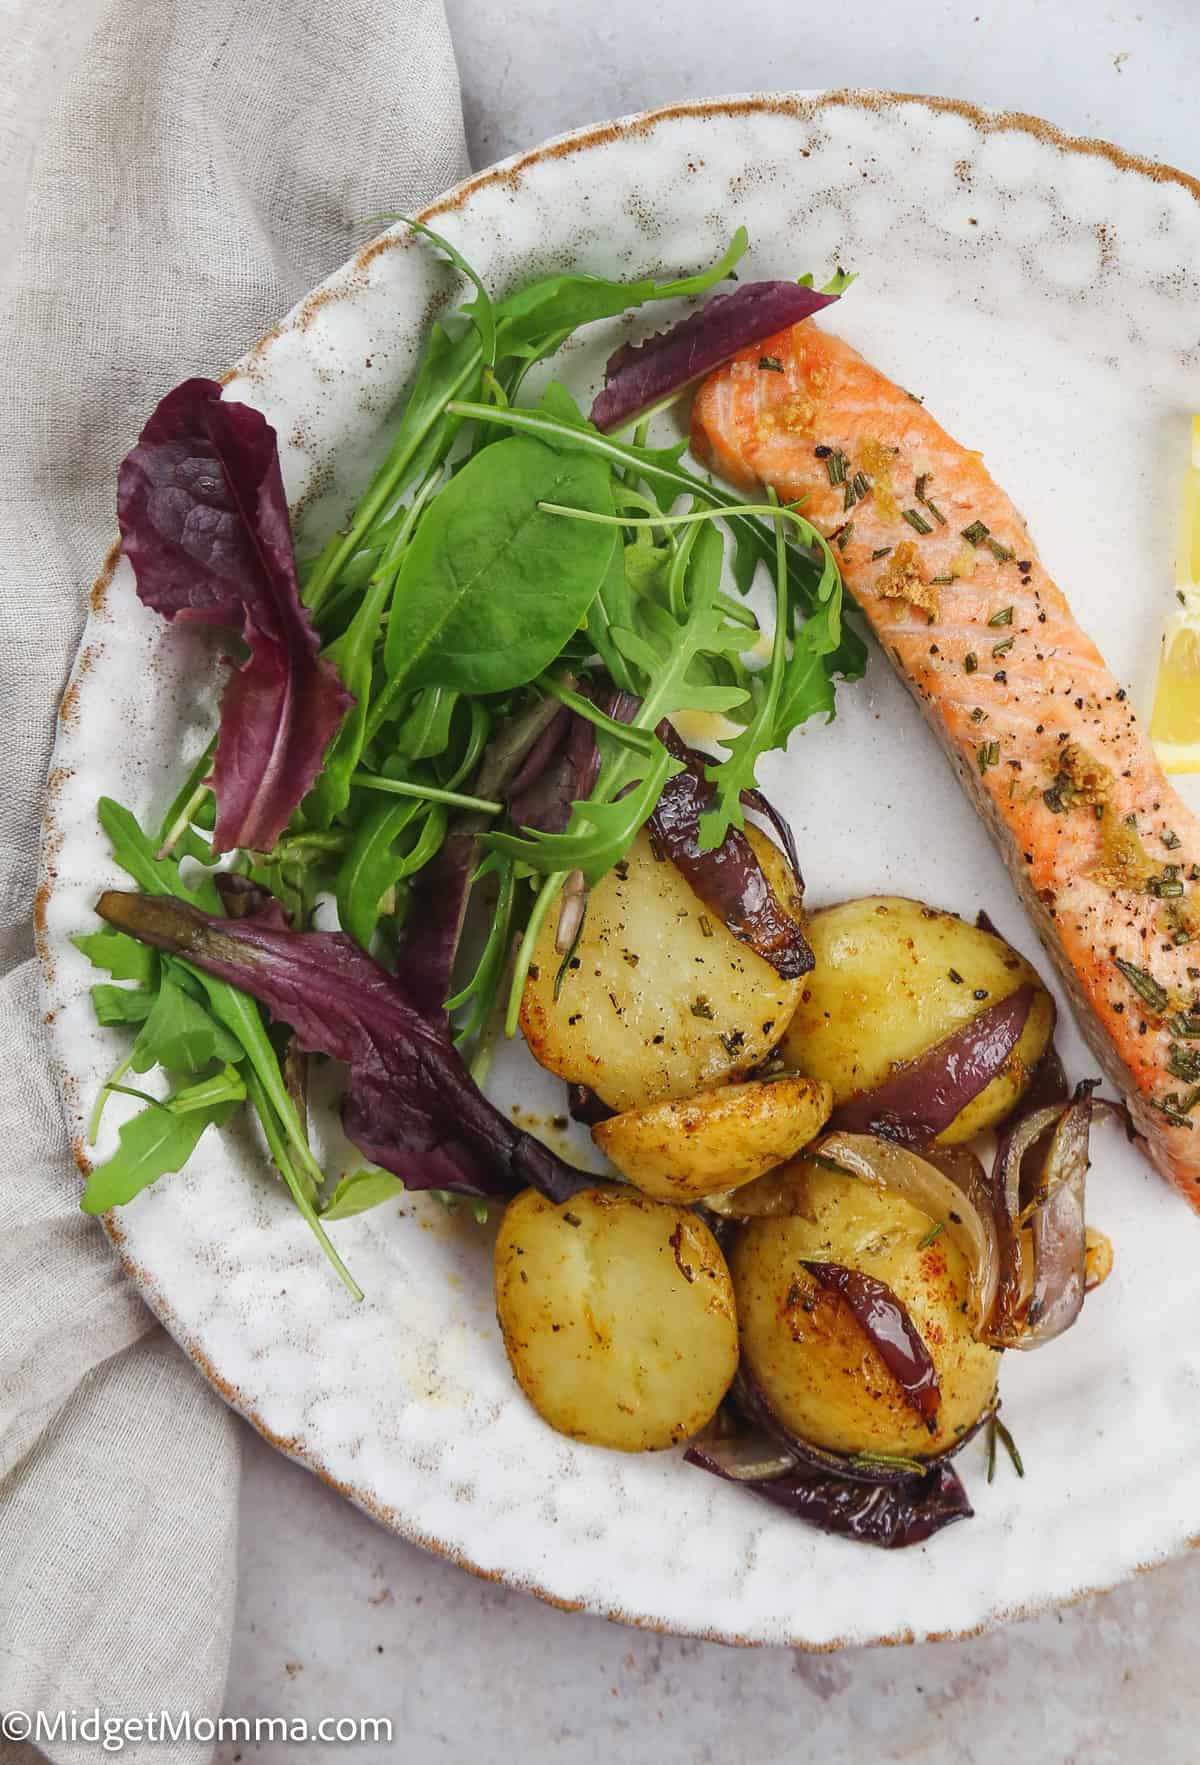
[520,826,805,1112]
[592,1076,833,1202]
[779,896,1053,1143]
[494,1183,737,1451]
[732,1161,1000,1459]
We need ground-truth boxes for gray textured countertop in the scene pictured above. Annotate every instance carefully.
[218,5,1199,1759]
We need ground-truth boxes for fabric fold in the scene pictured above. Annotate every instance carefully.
[0,1,469,1757]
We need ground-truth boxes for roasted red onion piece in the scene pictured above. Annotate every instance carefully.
[684,1440,973,1549]
[687,1369,982,1548]
[829,985,1035,1148]
[566,1082,614,1126]
[589,281,840,433]
[817,1132,1000,1329]
[984,1083,1097,1347]
[803,1261,941,1430]
[652,723,813,980]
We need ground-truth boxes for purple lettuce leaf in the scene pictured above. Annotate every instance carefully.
[117,378,352,855]
[96,889,591,1204]
[398,697,569,1017]
[589,281,840,433]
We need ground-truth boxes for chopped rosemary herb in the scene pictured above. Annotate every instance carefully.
[690,997,715,1020]
[849,1451,927,1475]
[984,536,1016,563]
[871,545,893,561]
[1114,957,1169,1012]
[1148,877,1185,898]
[809,1153,858,1179]
[924,499,947,525]
[977,739,1000,774]
[948,968,964,983]
[902,507,933,534]
[825,449,848,486]
[970,706,985,723]
[719,1030,746,1057]
[929,573,956,584]
[916,1222,944,1249]
[1169,1013,1200,1038]
[698,914,714,938]
[1168,1044,1200,1083]
[1153,1092,1200,1127]
[553,914,586,1001]
[987,605,1014,627]
[914,472,930,502]
[843,479,859,511]
[962,519,990,547]
[992,635,1015,657]
[758,355,784,371]
[836,521,854,551]
[1163,828,1182,850]
[986,1413,1025,1483]
[964,652,978,674]
[851,470,871,500]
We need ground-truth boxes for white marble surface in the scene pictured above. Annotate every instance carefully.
[216,6,1200,1759]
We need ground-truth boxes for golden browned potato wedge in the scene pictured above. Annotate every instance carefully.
[732,1161,999,1459]
[592,1076,833,1202]
[494,1183,738,1451]
[520,826,806,1112]
[779,896,1053,1144]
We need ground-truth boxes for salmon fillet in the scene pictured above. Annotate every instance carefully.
[692,321,1200,1207]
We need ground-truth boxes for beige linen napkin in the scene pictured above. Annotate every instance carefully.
[0,2,468,1757]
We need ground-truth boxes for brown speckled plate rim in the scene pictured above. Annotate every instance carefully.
[38,89,1200,1650]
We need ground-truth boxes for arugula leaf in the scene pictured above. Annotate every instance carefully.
[395,687,460,760]
[335,792,431,951]
[698,491,841,846]
[321,1167,407,1220]
[95,796,328,1209]
[81,1080,241,1214]
[90,984,156,1027]
[98,797,220,909]
[130,968,244,1075]
[73,929,158,985]
[383,436,618,695]
[306,469,443,828]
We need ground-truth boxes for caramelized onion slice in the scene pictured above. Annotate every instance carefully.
[985,1085,1095,1349]
[802,1261,941,1431]
[829,986,1035,1148]
[816,1132,1000,1330]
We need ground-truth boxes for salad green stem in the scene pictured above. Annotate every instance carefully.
[244,1068,363,1303]
[505,871,565,1037]
[88,1049,135,1144]
[351,775,504,815]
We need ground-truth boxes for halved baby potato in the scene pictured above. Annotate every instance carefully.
[779,895,1053,1144]
[592,1076,833,1203]
[520,825,806,1112]
[732,1161,1000,1459]
[494,1183,738,1452]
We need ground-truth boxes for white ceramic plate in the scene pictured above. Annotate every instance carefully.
[39,93,1200,1647]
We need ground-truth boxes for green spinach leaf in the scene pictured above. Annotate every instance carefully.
[383,436,618,694]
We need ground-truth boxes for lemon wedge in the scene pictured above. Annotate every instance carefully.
[1150,416,1200,772]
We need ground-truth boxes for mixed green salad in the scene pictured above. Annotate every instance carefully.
[73,222,864,1301]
